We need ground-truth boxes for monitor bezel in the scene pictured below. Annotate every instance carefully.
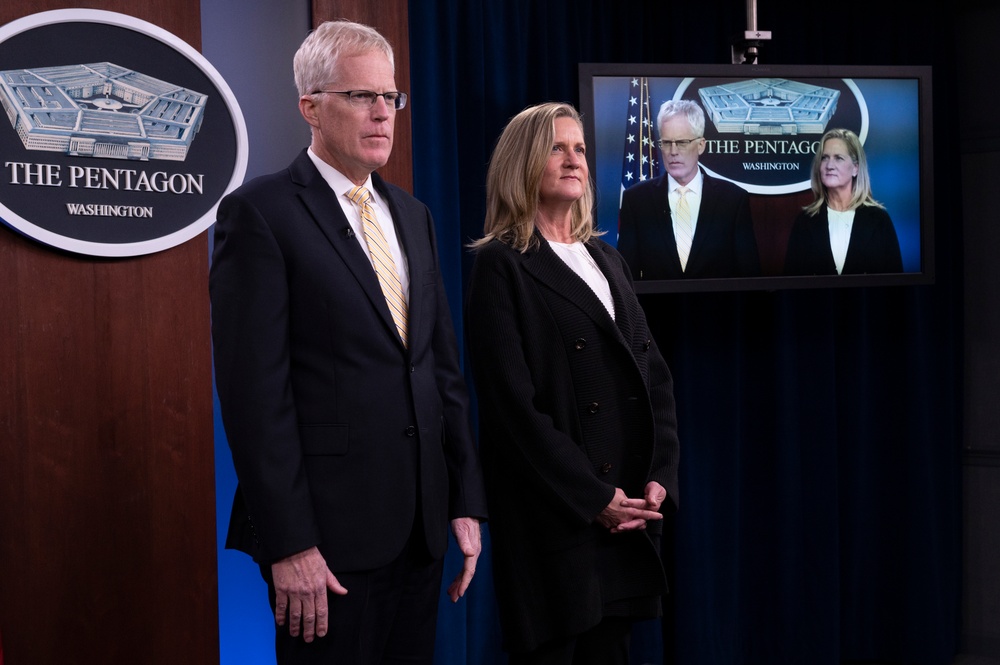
[578,62,935,293]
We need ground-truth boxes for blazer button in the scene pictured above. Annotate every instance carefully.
[574,338,587,350]
[587,402,599,414]
[600,462,613,474]
[404,425,416,437]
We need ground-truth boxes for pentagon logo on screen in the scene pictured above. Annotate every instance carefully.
[698,78,840,136]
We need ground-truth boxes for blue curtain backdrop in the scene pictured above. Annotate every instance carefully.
[409,1,962,664]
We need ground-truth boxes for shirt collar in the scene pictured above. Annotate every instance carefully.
[306,147,375,202]
[667,167,704,195]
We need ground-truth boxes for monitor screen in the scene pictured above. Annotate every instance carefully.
[579,63,934,292]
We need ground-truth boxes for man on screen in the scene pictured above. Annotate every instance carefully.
[617,99,760,280]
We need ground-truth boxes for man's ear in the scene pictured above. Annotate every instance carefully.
[299,95,320,129]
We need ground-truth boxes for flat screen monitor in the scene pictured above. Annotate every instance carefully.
[579,63,934,292]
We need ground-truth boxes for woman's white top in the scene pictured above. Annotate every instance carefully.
[548,240,616,320]
[827,207,856,275]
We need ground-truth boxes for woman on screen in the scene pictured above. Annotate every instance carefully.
[464,101,678,664]
[783,128,903,275]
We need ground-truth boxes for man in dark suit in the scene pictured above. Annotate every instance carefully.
[209,20,487,664]
[617,99,760,281]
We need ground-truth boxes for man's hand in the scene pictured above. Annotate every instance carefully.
[271,546,348,642]
[446,517,482,602]
[596,487,664,533]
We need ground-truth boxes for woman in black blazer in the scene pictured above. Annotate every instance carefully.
[784,128,903,275]
[465,102,679,665]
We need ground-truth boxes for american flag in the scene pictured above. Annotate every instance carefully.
[619,76,660,202]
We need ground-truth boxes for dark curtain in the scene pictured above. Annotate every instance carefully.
[411,1,962,664]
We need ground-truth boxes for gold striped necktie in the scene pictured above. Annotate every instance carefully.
[347,185,408,347]
[674,186,692,271]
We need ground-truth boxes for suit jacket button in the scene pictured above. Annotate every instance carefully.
[574,338,587,350]
[404,425,416,437]
[587,402,599,414]
[600,462,613,474]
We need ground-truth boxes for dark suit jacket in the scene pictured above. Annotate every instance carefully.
[210,149,487,571]
[617,169,760,280]
[465,235,678,653]
[783,204,903,275]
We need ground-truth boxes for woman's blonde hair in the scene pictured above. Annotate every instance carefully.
[471,102,597,252]
[804,128,884,216]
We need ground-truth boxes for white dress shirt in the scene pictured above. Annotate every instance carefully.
[668,169,704,240]
[307,148,410,299]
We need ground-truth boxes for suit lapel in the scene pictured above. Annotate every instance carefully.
[588,244,635,344]
[523,238,628,347]
[813,207,839,272]
[649,176,683,274]
[844,207,874,271]
[290,155,406,350]
[687,172,711,269]
[373,173,423,351]
[686,169,720,273]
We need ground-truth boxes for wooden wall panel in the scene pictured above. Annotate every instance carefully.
[750,190,814,276]
[312,0,413,193]
[0,2,218,663]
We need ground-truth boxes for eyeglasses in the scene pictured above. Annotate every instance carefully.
[312,90,408,110]
[659,138,702,150]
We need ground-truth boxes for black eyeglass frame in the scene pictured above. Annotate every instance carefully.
[311,89,408,110]
[658,137,704,150]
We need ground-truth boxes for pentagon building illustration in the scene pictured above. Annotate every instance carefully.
[698,78,840,135]
[0,62,207,161]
